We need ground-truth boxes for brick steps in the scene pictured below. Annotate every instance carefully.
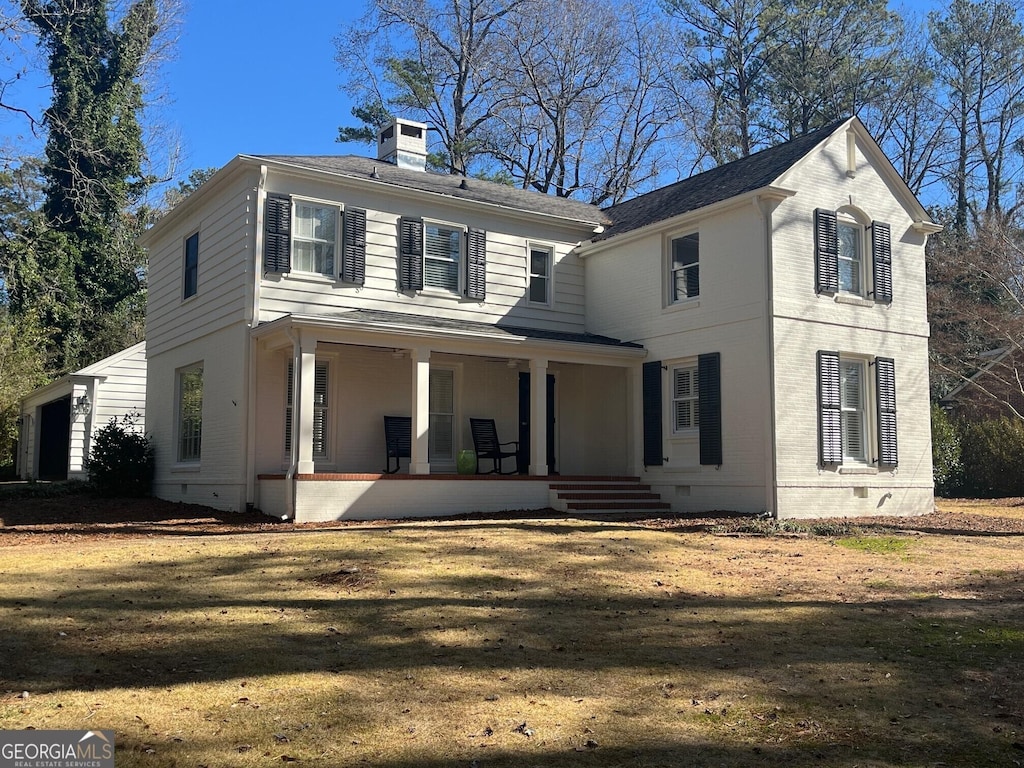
[548,478,670,515]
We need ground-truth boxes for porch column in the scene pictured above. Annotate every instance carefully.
[295,330,318,474]
[529,358,548,476]
[410,347,431,475]
[628,363,644,476]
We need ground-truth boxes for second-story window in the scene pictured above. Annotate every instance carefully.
[424,222,463,293]
[670,232,700,303]
[529,245,552,304]
[837,219,864,295]
[183,231,199,299]
[293,201,337,276]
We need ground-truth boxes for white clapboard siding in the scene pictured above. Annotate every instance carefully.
[146,168,260,358]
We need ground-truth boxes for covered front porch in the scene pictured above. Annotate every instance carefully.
[249,310,647,521]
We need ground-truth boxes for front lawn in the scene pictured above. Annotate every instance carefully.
[1,508,1022,766]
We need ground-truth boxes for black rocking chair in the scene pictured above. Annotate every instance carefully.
[383,415,411,474]
[469,418,519,474]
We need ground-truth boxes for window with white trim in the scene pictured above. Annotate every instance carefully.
[292,201,338,276]
[669,232,699,303]
[840,358,867,462]
[424,221,463,293]
[671,365,699,433]
[176,365,203,463]
[528,244,552,304]
[837,219,864,295]
[429,367,455,463]
[818,351,899,468]
[284,360,330,458]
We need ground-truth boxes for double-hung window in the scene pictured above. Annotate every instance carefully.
[672,365,699,433]
[840,358,867,462]
[424,221,463,293]
[818,351,898,468]
[177,365,203,463]
[292,201,338,276]
[837,220,863,295]
[815,209,892,302]
[398,217,487,300]
[669,232,700,303]
[529,244,552,304]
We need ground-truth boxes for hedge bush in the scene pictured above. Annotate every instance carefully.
[931,404,963,496]
[956,417,1024,498]
[86,412,154,497]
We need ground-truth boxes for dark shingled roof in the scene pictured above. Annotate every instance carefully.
[310,308,642,349]
[596,121,846,241]
[252,154,610,228]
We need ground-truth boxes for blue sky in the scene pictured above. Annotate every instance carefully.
[161,1,362,173]
[2,0,940,185]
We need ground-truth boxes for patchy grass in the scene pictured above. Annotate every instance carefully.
[0,513,1023,767]
[837,536,911,556]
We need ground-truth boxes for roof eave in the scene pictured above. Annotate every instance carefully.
[248,155,608,231]
[577,184,796,257]
[252,313,646,362]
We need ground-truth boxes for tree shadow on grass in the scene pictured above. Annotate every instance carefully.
[1,531,1022,766]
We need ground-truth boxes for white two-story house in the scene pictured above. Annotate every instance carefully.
[139,117,940,521]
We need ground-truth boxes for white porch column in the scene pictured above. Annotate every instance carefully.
[410,347,431,474]
[295,330,318,474]
[628,363,644,476]
[529,358,548,476]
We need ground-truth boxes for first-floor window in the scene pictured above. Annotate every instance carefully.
[425,222,463,292]
[818,351,898,468]
[177,365,203,463]
[840,358,867,462]
[285,360,330,458]
[429,368,455,463]
[672,365,699,433]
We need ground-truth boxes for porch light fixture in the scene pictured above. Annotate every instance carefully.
[74,393,92,417]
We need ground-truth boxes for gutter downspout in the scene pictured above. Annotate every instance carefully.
[755,195,780,519]
[243,168,267,513]
[284,326,300,520]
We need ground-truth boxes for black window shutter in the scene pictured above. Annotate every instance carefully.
[466,227,487,300]
[814,209,838,294]
[818,350,842,465]
[341,208,367,285]
[875,356,898,467]
[264,195,292,273]
[642,361,664,467]
[399,217,423,291]
[871,221,892,304]
[698,352,722,465]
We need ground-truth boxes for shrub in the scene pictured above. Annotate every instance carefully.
[87,412,154,497]
[958,417,1024,498]
[931,403,963,496]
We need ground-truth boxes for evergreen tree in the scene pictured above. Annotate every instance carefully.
[15,0,158,373]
